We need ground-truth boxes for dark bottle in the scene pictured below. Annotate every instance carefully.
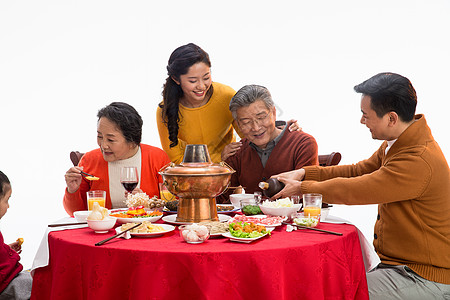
[258,178,285,198]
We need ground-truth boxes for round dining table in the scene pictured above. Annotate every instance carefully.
[31,219,369,300]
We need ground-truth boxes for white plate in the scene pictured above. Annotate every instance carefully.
[115,224,175,237]
[110,209,163,224]
[162,214,231,225]
[221,228,273,243]
[216,204,240,214]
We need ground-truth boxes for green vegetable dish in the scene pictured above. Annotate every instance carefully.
[229,222,270,238]
[241,204,262,216]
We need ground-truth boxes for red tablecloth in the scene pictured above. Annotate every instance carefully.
[31,222,368,300]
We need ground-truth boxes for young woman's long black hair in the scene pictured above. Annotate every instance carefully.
[159,43,212,148]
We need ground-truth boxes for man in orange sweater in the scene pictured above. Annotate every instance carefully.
[272,73,450,298]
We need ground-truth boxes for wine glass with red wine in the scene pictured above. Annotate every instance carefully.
[120,167,139,194]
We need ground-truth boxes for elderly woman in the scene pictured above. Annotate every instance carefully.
[64,102,170,216]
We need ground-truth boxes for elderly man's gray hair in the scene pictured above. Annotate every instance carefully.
[229,84,275,119]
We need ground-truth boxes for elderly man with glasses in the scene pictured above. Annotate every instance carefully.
[217,84,318,203]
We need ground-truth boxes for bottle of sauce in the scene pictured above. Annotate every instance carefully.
[258,178,285,198]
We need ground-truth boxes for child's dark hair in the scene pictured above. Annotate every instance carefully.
[0,170,11,198]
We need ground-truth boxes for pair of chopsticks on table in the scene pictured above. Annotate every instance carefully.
[95,223,142,246]
[48,222,87,227]
[282,222,343,236]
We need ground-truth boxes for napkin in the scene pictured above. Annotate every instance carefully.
[31,217,88,275]
[322,215,380,272]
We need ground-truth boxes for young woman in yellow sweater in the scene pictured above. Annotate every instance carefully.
[156,43,298,164]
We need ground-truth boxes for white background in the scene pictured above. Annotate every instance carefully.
[0,1,449,269]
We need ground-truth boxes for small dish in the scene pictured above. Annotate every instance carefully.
[73,210,90,222]
[216,204,240,214]
[87,217,117,233]
[229,194,254,208]
[179,224,210,244]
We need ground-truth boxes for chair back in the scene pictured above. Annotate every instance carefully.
[318,152,342,167]
[70,151,85,166]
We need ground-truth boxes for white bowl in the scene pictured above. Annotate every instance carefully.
[87,217,117,233]
[259,204,301,217]
[73,210,90,222]
[229,194,254,208]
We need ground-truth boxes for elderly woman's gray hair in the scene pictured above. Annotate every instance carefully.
[229,85,275,119]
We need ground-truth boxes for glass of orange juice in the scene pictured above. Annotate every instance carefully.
[159,183,176,201]
[87,190,106,210]
[302,193,322,221]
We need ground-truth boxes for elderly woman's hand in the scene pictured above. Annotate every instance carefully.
[221,142,242,161]
[65,166,83,193]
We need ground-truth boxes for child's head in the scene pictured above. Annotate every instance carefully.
[0,171,12,219]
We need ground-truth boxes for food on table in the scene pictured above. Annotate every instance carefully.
[293,217,319,228]
[255,216,285,226]
[110,206,163,219]
[121,221,166,233]
[125,193,165,209]
[241,204,262,215]
[87,202,110,220]
[127,205,146,216]
[261,197,294,208]
[216,205,235,212]
[179,224,210,243]
[229,222,270,238]
[165,199,179,211]
[230,215,284,226]
[16,238,24,246]
[198,221,229,234]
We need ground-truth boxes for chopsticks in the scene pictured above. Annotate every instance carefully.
[48,222,87,227]
[80,170,95,177]
[95,223,142,246]
[282,222,343,236]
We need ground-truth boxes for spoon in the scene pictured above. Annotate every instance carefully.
[80,171,100,181]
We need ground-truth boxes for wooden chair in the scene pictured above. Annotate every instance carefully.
[70,151,85,166]
[318,152,342,167]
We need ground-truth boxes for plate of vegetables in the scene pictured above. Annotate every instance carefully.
[222,221,273,243]
[110,206,163,224]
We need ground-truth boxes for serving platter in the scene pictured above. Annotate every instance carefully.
[109,209,163,224]
[221,228,273,243]
[115,224,175,237]
[162,214,231,225]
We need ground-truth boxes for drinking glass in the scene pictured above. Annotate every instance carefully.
[120,167,139,193]
[302,193,322,220]
[87,190,106,210]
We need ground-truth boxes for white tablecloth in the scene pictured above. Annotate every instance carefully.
[322,215,380,272]
[31,217,88,275]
